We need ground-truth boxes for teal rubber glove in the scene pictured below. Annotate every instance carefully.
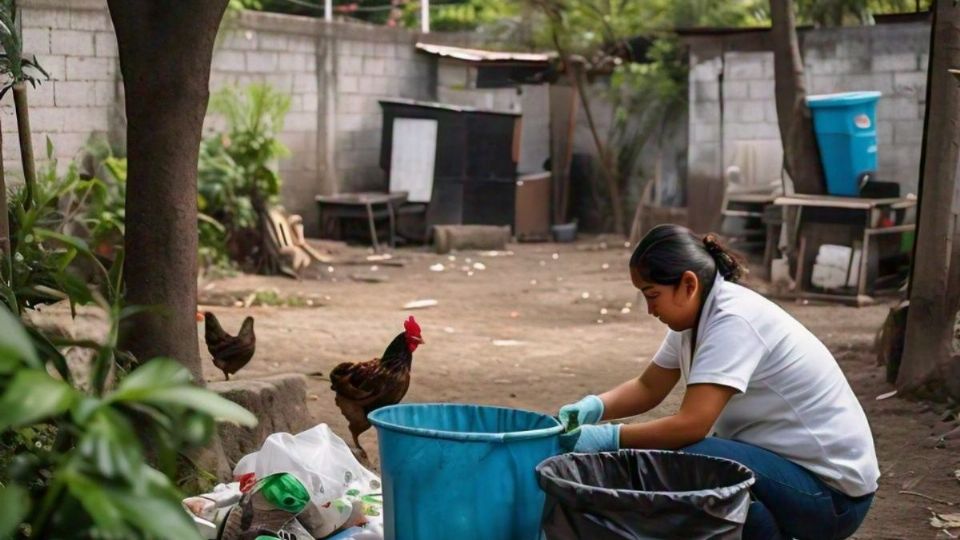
[559,424,621,453]
[558,395,605,431]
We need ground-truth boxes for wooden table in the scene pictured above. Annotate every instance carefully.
[773,194,916,306]
[315,191,408,252]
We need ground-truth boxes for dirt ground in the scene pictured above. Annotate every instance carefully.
[196,236,959,539]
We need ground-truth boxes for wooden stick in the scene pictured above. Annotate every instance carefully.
[899,490,955,506]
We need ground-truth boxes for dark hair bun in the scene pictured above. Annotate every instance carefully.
[702,234,747,283]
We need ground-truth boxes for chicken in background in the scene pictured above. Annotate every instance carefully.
[204,311,256,381]
[330,316,423,460]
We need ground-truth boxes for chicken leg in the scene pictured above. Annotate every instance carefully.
[350,429,369,462]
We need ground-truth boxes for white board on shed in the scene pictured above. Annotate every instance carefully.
[389,118,437,203]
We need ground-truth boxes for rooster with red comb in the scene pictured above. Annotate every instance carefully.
[330,316,424,460]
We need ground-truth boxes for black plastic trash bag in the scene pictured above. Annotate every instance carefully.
[536,450,755,540]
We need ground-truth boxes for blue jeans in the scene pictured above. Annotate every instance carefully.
[682,438,874,540]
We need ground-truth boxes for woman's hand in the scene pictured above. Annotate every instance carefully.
[557,395,605,430]
[559,424,621,453]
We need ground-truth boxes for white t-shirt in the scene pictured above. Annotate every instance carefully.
[651,275,880,497]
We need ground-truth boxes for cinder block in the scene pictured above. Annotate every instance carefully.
[302,94,319,112]
[29,82,55,107]
[720,80,745,100]
[725,54,765,79]
[340,94,365,113]
[54,80,96,107]
[287,37,315,53]
[283,113,316,132]
[836,39,869,59]
[94,81,115,106]
[892,120,923,144]
[809,75,837,95]
[877,97,919,121]
[338,113,363,132]
[377,43,396,58]
[690,59,720,82]
[23,28,50,55]
[764,101,779,123]
[245,51,278,73]
[39,55,66,81]
[65,57,115,81]
[51,30,94,56]
[258,32,288,51]
[893,71,926,97]
[94,31,117,57]
[877,122,894,145]
[808,58,835,76]
[748,80,774,99]
[338,75,359,93]
[223,30,258,51]
[728,100,764,123]
[214,50,246,72]
[339,55,363,75]
[293,73,317,93]
[22,8,70,29]
[29,107,64,133]
[363,57,386,76]
[65,107,109,132]
[873,53,918,72]
[277,53,307,72]
[692,123,719,143]
[69,11,110,31]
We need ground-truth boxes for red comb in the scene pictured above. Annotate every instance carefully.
[404,315,421,336]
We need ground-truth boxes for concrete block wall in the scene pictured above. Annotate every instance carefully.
[688,21,930,198]
[3,0,118,179]
[331,24,434,194]
[6,2,442,234]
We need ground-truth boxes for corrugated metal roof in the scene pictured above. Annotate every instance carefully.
[415,42,555,64]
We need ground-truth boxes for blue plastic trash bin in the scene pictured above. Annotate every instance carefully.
[368,403,562,540]
[806,91,882,196]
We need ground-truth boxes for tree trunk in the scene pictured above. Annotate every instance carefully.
[13,82,36,210]
[897,0,960,400]
[770,0,825,195]
[109,0,229,382]
[569,58,625,235]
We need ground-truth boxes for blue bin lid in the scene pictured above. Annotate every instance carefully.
[369,403,563,443]
[806,91,882,108]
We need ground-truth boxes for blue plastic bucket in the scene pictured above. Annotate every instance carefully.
[806,91,882,196]
[368,403,562,540]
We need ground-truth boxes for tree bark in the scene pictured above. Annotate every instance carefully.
[770,0,825,195]
[897,0,960,399]
[569,58,625,236]
[109,0,229,382]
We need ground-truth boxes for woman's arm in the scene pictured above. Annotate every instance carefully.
[599,363,681,421]
[618,383,737,449]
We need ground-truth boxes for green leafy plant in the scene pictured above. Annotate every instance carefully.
[0,305,257,539]
[199,83,290,270]
[0,141,256,538]
[4,142,94,316]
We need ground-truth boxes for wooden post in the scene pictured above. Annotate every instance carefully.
[897,0,960,399]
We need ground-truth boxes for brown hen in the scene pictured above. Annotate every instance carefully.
[204,311,256,381]
[330,316,423,460]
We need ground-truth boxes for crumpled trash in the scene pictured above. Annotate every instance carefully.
[184,425,383,540]
[234,425,384,539]
[220,472,314,539]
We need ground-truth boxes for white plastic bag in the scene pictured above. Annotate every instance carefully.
[234,424,384,539]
